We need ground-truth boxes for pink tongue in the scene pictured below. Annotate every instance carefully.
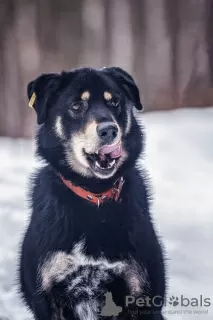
[99,143,122,159]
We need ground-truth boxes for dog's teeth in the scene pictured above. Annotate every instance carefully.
[95,151,99,154]
[95,161,102,169]
[95,161,99,167]
[95,159,116,170]
[108,159,116,168]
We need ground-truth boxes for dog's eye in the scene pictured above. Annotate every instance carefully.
[110,100,120,107]
[69,102,87,117]
[72,104,81,111]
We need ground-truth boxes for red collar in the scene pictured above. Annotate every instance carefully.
[60,175,125,207]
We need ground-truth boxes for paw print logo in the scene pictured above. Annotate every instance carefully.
[169,296,179,307]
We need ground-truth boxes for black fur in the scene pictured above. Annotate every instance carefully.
[19,67,166,319]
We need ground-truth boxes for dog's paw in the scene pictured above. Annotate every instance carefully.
[39,240,125,294]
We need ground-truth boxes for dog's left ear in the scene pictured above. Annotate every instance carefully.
[102,67,143,111]
[27,73,60,125]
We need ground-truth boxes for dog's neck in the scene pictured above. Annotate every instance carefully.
[51,163,129,194]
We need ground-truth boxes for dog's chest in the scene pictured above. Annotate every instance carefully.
[72,202,135,259]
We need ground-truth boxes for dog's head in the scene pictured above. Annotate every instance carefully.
[28,67,143,180]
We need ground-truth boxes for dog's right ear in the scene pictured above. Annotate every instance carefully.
[27,73,60,125]
[102,67,143,111]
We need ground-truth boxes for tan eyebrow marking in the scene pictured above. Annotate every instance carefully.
[104,91,112,101]
[81,91,90,101]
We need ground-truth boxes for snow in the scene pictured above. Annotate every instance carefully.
[0,108,213,319]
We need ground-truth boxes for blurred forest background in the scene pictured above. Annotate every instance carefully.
[0,0,213,138]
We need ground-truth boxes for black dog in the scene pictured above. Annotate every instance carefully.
[19,67,166,319]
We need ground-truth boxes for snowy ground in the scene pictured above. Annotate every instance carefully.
[0,108,213,319]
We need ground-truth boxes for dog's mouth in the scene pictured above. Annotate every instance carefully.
[85,142,122,174]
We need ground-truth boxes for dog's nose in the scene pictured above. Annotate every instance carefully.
[97,122,118,143]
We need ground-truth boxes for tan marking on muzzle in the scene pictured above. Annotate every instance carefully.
[84,120,99,151]
[73,120,99,154]
[104,91,112,101]
[81,91,90,101]
[65,121,100,178]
